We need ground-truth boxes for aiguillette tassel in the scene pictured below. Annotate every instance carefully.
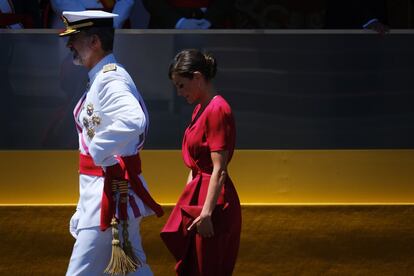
[104,181,136,275]
[104,217,137,276]
[122,220,141,269]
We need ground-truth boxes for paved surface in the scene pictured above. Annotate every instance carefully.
[1,205,413,275]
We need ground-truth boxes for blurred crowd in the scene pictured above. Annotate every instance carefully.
[0,0,407,32]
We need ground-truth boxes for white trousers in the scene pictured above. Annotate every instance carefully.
[66,217,153,276]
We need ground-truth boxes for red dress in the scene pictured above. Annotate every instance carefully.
[161,95,242,275]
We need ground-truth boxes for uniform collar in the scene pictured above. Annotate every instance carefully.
[88,53,117,83]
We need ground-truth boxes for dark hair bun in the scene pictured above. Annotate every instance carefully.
[204,53,217,80]
[169,49,218,81]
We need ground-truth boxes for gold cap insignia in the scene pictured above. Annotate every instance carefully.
[58,11,118,37]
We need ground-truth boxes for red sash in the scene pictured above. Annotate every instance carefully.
[79,153,164,231]
[79,153,104,176]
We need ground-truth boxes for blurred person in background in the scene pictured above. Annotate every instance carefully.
[325,0,389,35]
[143,0,235,29]
[47,0,135,28]
[0,0,41,28]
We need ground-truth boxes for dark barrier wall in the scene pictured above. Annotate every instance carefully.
[1,30,414,150]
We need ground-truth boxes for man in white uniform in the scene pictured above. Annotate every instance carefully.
[59,10,164,276]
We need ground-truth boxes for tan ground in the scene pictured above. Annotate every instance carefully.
[0,206,413,275]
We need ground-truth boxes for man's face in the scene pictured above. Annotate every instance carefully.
[66,32,93,67]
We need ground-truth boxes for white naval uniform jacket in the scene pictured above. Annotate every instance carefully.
[73,53,154,231]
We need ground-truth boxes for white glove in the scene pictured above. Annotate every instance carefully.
[69,211,80,239]
[175,18,211,29]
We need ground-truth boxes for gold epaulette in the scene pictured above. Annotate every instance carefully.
[103,63,117,73]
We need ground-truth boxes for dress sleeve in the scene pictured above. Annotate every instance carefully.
[205,103,231,152]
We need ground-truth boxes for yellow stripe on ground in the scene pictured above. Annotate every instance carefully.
[0,150,413,204]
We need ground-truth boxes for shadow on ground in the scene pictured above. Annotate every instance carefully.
[0,206,413,275]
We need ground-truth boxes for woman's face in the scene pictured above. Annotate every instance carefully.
[171,73,202,104]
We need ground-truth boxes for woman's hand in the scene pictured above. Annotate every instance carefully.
[187,214,214,238]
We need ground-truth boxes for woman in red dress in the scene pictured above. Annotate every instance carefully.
[161,49,242,275]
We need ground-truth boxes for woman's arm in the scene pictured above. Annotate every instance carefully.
[187,150,228,237]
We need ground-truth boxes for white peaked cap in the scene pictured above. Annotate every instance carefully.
[62,10,118,23]
[59,10,118,37]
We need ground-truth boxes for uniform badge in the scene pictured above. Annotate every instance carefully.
[83,117,89,128]
[103,63,117,73]
[82,103,101,139]
[91,114,101,125]
[86,103,94,116]
[87,128,95,139]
